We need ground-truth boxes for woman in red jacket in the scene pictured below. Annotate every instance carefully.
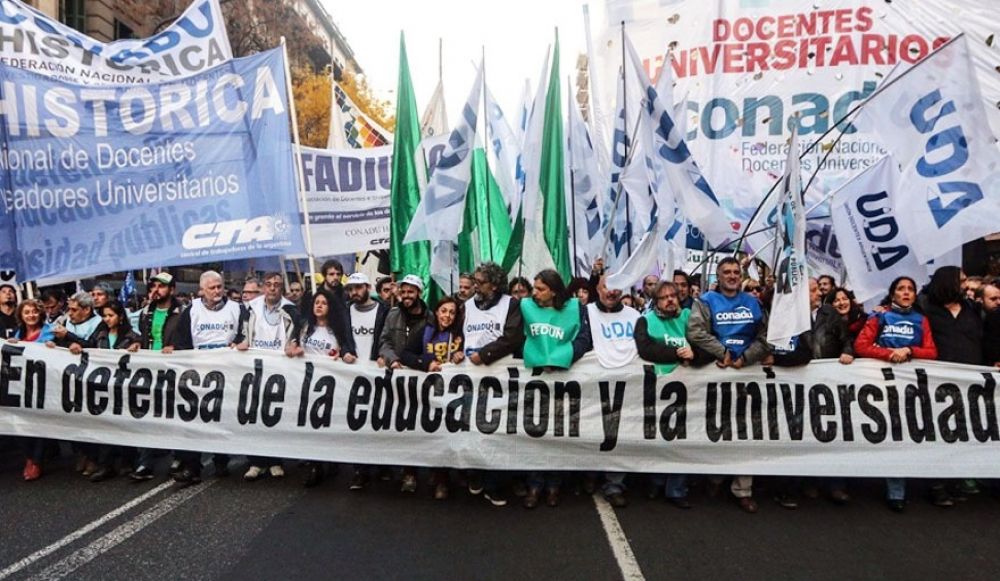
[854,276,944,512]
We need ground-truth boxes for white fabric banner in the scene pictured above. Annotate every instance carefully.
[830,156,921,303]
[768,127,811,347]
[298,145,392,253]
[3,342,1000,477]
[860,36,1000,263]
[591,0,1000,254]
[0,0,231,84]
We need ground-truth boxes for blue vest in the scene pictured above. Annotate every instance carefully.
[875,310,924,348]
[700,291,763,358]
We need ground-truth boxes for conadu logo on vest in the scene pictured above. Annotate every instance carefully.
[882,322,916,339]
[529,323,565,340]
[195,322,234,333]
[466,321,502,333]
[715,306,755,325]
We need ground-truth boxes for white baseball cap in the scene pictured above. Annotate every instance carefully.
[399,274,424,292]
[345,273,370,287]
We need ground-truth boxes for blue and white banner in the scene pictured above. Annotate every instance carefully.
[404,64,483,244]
[831,156,920,303]
[0,0,232,84]
[860,35,1000,263]
[0,48,304,281]
[298,145,391,253]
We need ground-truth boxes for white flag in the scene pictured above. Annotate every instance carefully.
[567,95,604,274]
[624,35,736,248]
[767,125,810,348]
[601,68,633,272]
[404,64,483,244]
[861,35,1000,263]
[421,79,449,138]
[831,156,922,304]
[485,87,521,220]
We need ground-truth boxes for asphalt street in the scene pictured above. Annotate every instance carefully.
[3,440,1000,581]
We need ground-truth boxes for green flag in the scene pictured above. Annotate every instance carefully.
[460,148,512,271]
[389,33,430,284]
[539,36,570,280]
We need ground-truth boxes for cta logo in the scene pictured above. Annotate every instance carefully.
[182,215,290,250]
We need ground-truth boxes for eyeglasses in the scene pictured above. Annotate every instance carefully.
[747,287,761,292]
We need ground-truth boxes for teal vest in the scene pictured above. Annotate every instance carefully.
[521,297,581,369]
[643,308,691,374]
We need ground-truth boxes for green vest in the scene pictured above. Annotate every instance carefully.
[643,308,691,374]
[521,297,581,369]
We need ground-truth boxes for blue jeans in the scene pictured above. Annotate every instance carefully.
[527,471,562,491]
[602,473,626,495]
[886,478,906,501]
[664,475,688,499]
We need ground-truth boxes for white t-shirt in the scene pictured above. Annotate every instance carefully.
[350,303,379,360]
[302,325,339,355]
[586,302,640,368]
[189,298,242,349]
[463,295,511,355]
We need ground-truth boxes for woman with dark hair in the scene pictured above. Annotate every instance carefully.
[8,299,55,481]
[398,296,465,500]
[855,275,941,512]
[520,269,591,509]
[286,289,356,487]
[824,287,867,341]
[920,266,983,366]
[286,289,356,362]
[68,301,142,482]
[567,276,592,306]
[508,276,531,300]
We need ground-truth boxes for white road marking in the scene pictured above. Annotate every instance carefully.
[592,494,646,581]
[27,481,215,581]
[0,481,174,580]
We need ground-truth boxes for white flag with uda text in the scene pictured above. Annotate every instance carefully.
[767,126,810,348]
[404,64,483,243]
[831,156,922,304]
[861,35,1000,263]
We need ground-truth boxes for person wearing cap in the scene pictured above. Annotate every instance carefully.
[90,282,114,310]
[130,271,186,481]
[378,274,430,370]
[344,271,390,491]
[0,283,17,339]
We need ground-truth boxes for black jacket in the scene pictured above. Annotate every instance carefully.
[138,298,185,350]
[923,299,983,365]
[469,293,525,364]
[810,305,854,359]
[984,309,1000,366]
[83,325,142,350]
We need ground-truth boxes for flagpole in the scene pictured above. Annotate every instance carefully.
[731,34,959,255]
[566,75,579,276]
[620,21,632,258]
[481,46,495,262]
[280,37,318,294]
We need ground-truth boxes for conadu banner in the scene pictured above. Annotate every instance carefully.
[2,342,999,477]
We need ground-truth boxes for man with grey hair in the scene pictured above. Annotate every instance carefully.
[90,282,114,310]
[172,270,249,486]
[53,291,102,346]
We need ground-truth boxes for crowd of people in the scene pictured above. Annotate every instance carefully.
[3,257,999,514]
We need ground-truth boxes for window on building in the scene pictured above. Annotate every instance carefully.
[59,0,86,33]
[114,19,135,40]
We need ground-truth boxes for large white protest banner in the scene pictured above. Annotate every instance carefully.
[0,0,232,84]
[298,145,391,253]
[590,0,1000,251]
[2,342,1000,477]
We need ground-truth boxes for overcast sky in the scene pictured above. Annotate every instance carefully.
[321,0,592,123]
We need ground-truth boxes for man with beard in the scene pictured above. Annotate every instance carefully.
[131,272,185,481]
[0,283,17,339]
[344,272,390,491]
[579,275,641,507]
[172,271,249,486]
[687,257,769,514]
[41,288,66,324]
[378,275,430,370]
[635,281,699,507]
[462,262,525,506]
